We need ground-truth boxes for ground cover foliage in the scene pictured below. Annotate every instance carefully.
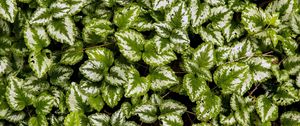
[0,0,300,125]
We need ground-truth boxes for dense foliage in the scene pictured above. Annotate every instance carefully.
[0,0,300,125]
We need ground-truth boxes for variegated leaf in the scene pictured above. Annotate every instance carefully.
[79,60,107,82]
[67,0,91,15]
[28,115,48,126]
[210,6,233,30]
[0,36,13,56]
[85,47,114,67]
[283,55,300,75]
[24,23,50,52]
[50,1,70,18]
[113,4,141,29]
[33,92,54,115]
[256,95,278,122]
[220,113,237,125]
[30,8,52,26]
[159,99,186,116]
[83,19,114,43]
[229,39,254,61]
[28,50,53,78]
[223,22,245,43]
[196,94,221,121]
[296,73,300,88]
[4,110,26,123]
[281,111,300,126]
[101,82,124,108]
[48,65,73,86]
[241,4,266,34]
[213,62,253,95]
[133,103,157,123]
[110,109,126,126]
[230,95,254,125]
[189,1,211,28]
[265,0,296,21]
[183,74,211,102]
[165,2,190,29]
[0,56,12,77]
[124,76,150,98]
[290,12,300,34]
[282,37,298,56]
[66,82,88,112]
[88,96,105,112]
[198,26,224,46]
[36,0,53,7]
[47,17,77,45]
[152,0,177,11]
[115,30,144,62]
[79,80,101,97]
[23,75,50,95]
[204,0,225,6]
[154,22,173,38]
[88,113,110,126]
[132,16,154,32]
[272,81,299,106]
[158,113,183,126]
[60,41,83,65]
[148,66,179,91]
[0,0,18,23]
[64,111,88,126]
[105,63,133,87]
[244,57,273,83]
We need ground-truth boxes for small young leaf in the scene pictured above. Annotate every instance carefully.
[88,96,105,112]
[241,4,265,34]
[64,111,88,126]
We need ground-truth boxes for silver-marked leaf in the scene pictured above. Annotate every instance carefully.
[189,1,211,29]
[296,73,300,88]
[0,19,10,35]
[196,94,221,121]
[30,8,52,26]
[4,110,26,123]
[83,19,114,43]
[154,22,173,38]
[79,79,101,97]
[241,4,266,34]
[88,96,105,112]
[283,55,300,75]
[213,62,253,95]
[5,76,33,111]
[110,109,126,126]
[244,57,273,83]
[121,102,132,118]
[152,0,177,11]
[0,0,18,23]
[49,114,65,126]
[290,12,300,34]
[60,41,83,65]
[0,36,13,56]
[223,22,245,43]
[28,50,53,78]
[33,92,54,115]
[227,0,247,12]
[256,95,278,122]
[158,113,183,126]
[282,37,298,56]
[88,113,110,126]
[160,99,186,116]
[230,95,254,125]
[24,23,50,52]
[133,103,157,123]
[115,30,144,62]
[105,63,133,87]
[205,0,225,6]
[66,0,91,15]
[229,40,254,61]
[153,35,174,54]
[0,99,9,119]
[165,2,190,29]
[47,17,77,45]
[170,29,190,53]
[50,1,70,18]
[132,17,154,32]
[102,0,115,7]
[0,57,12,77]
[281,111,300,126]
[64,111,88,126]
[193,42,215,69]
[198,26,224,46]
[265,0,296,22]
[113,4,141,29]
[36,0,53,7]
[79,60,107,82]
[48,65,73,86]
[51,89,66,113]
[272,81,299,106]
[183,74,211,102]
[220,113,237,125]
[143,40,177,66]
[23,75,50,95]
[210,6,233,30]
[85,47,114,67]
[28,115,48,126]
[66,82,88,112]
[124,76,150,98]
[148,66,179,91]
[101,82,124,108]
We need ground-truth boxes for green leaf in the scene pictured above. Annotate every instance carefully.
[283,55,300,75]
[29,8,52,26]
[48,65,73,86]
[83,19,114,42]
[160,99,186,116]
[230,95,254,125]
[60,41,84,65]
[85,47,114,67]
[272,81,299,106]
[0,0,18,23]
[133,103,157,123]
[28,115,48,126]
[198,26,224,46]
[66,82,88,112]
[101,82,124,108]
[0,56,12,77]
[183,74,211,102]
[0,100,9,119]
[220,113,237,125]
[132,16,154,32]
[210,6,233,30]
[0,36,13,56]
[265,0,296,21]
[148,66,178,91]
[79,80,101,97]
[28,50,53,78]
[33,92,54,115]
[196,94,221,121]
[290,12,300,34]
[23,75,50,95]
[105,63,133,87]
[186,42,215,70]
[244,57,273,83]
[158,113,183,126]
[154,22,173,38]
[79,60,107,82]
[152,0,177,11]
[229,40,254,61]
[50,1,70,18]
[47,17,77,45]
[241,4,266,34]
[51,88,66,113]
[281,111,300,126]
[88,113,110,126]
[49,114,65,126]
[124,75,150,98]
[24,23,50,52]
[213,62,253,95]
[88,96,104,112]
[0,19,10,35]
[282,37,298,56]
[66,0,91,15]
[223,22,245,43]
[296,73,300,88]
[36,0,54,7]
[142,40,177,66]
[110,109,126,126]
[4,110,26,123]
[113,4,141,29]
[189,1,210,29]
[64,111,88,126]
[256,95,278,122]
[115,29,144,62]
[165,2,190,29]
[205,0,225,6]
[170,29,190,53]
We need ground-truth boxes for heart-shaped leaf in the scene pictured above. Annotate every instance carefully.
[148,66,179,91]
[101,82,124,108]
[66,82,88,112]
[133,103,157,123]
[28,50,53,78]
[79,60,108,82]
